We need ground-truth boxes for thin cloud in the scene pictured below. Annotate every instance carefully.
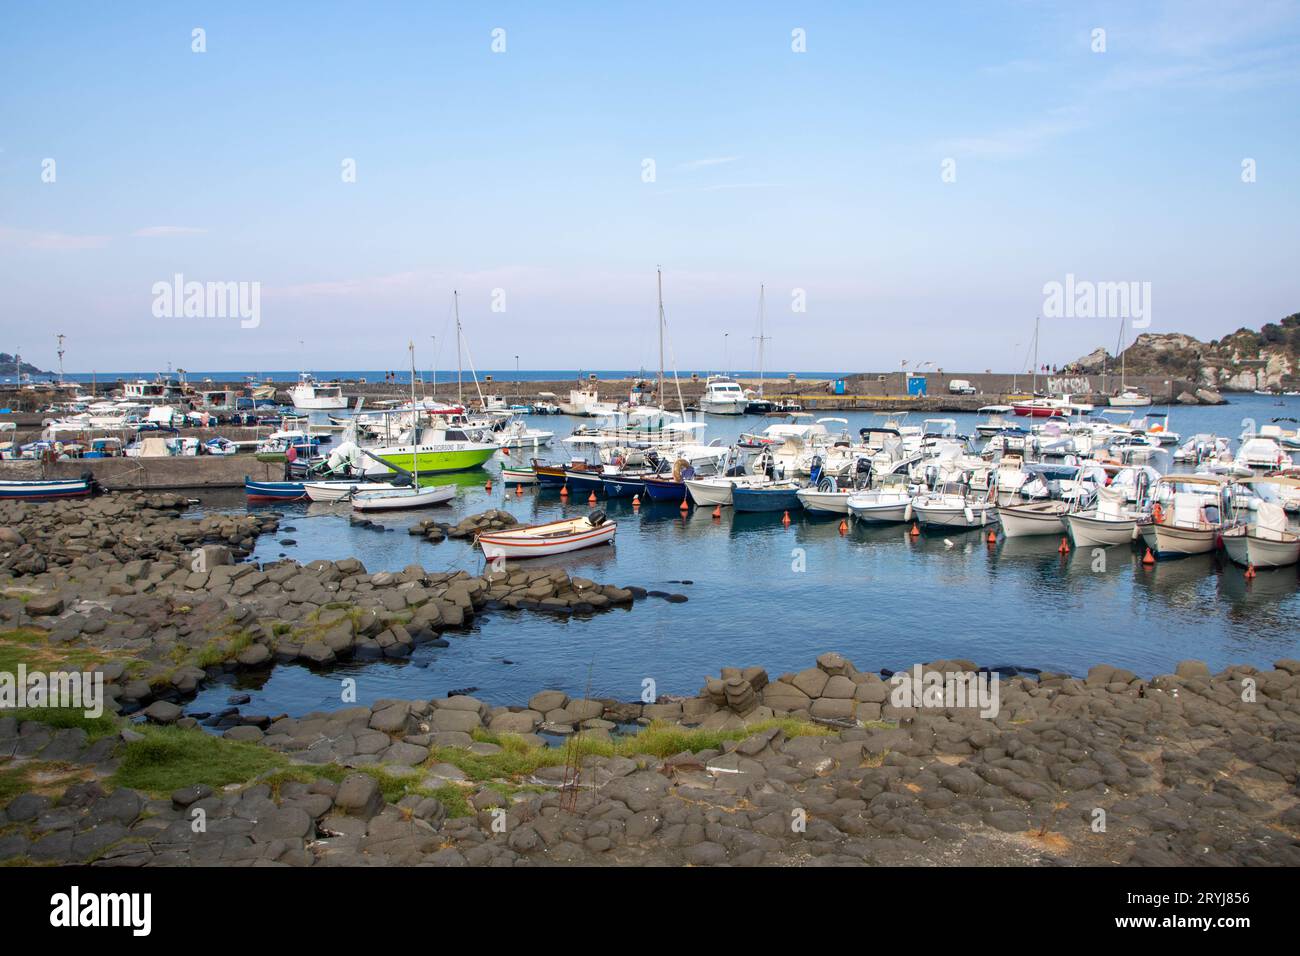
[132,225,208,237]
[0,226,111,250]
[676,156,741,170]
[939,111,1086,160]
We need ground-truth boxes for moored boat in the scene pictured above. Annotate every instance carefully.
[1137,474,1230,559]
[303,479,402,502]
[996,500,1069,538]
[1221,501,1300,568]
[0,477,94,501]
[477,512,616,559]
[500,466,538,485]
[732,482,803,513]
[352,483,455,512]
[244,478,307,502]
[1062,488,1138,547]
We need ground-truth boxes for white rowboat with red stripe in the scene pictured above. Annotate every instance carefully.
[477,514,616,559]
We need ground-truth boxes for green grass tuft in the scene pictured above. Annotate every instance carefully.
[110,725,288,795]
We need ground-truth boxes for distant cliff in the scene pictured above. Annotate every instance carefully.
[1074,313,1299,392]
[0,353,53,378]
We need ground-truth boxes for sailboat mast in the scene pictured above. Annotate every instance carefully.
[409,340,419,482]
[454,290,463,406]
[757,284,767,398]
[1032,316,1040,394]
[656,267,665,404]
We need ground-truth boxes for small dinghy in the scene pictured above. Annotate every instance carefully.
[352,483,455,512]
[245,477,307,502]
[500,466,538,485]
[477,510,616,559]
[303,479,403,502]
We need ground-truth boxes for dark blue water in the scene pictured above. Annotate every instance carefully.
[186,395,1300,718]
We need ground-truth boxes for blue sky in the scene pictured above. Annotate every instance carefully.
[2,0,1298,375]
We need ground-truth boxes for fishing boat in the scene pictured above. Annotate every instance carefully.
[245,478,307,502]
[732,481,804,513]
[1221,500,1300,569]
[352,483,455,512]
[996,499,1070,538]
[477,511,616,559]
[846,476,913,523]
[684,473,773,507]
[0,477,94,501]
[911,482,997,529]
[1137,474,1230,559]
[602,472,654,498]
[500,465,538,485]
[1062,487,1140,547]
[289,373,348,411]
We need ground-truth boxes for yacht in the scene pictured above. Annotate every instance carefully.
[290,373,348,411]
[699,377,748,415]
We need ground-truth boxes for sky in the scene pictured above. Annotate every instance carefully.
[2,0,1298,376]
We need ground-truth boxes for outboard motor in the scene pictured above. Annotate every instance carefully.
[588,509,607,526]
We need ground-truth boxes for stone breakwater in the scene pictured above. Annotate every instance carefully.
[2,650,1299,866]
[0,497,652,718]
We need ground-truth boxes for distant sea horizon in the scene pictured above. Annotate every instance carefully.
[6,369,851,385]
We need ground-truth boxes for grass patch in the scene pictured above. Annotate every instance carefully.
[0,759,94,801]
[110,725,287,796]
[4,707,120,742]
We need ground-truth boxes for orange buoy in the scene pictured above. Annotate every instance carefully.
[485,479,492,492]
[838,519,848,534]
[782,510,792,526]
[588,492,597,505]
[560,484,569,499]
[986,530,997,544]
[910,522,920,537]
[1142,547,1156,566]
[1058,537,1070,554]
[515,483,523,496]
[680,497,690,512]
[1245,563,1257,580]
[711,504,721,520]
[632,494,640,507]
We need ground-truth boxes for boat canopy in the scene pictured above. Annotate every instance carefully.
[977,405,1012,414]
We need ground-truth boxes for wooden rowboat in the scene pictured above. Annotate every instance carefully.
[477,512,616,559]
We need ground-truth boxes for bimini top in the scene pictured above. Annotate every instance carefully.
[1156,473,1229,486]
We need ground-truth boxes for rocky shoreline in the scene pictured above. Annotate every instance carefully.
[2,495,1299,867]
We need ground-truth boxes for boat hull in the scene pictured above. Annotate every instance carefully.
[500,467,538,485]
[913,501,996,529]
[1063,511,1136,548]
[366,445,497,474]
[1138,522,1219,558]
[303,480,399,502]
[563,469,605,496]
[244,478,306,502]
[642,477,688,502]
[478,519,616,559]
[846,496,911,523]
[732,486,802,513]
[352,485,454,511]
[1222,528,1300,568]
[997,503,1067,538]
[685,478,735,507]
[0,479,93,501]
[795,489,850,514]
[603,476,647,498]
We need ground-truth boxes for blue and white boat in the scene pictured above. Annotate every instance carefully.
[0,478,94,501]
[602,473,650,498]
[244,477,307,503]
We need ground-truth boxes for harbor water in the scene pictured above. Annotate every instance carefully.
[186,394,1300,718]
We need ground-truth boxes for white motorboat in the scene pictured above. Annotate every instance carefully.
[911,482,997,529]
[996,499,1069,538]
[352,483,455,511]
[846,477,913,523]
[1235,436,1288,472]
[699,377,748,415]
[795,486,850,514]
[478,512,616,559]
[1137,474,1230,558]
[500,465,538,484]
[492,419,554,450]
[1063,487,1139,547]
[975,406,1014,438]
[1109,388,1152,408]
[303,480,402,502]
[684,473,770,507]
[290,373,348,411]
[1221,500,1300,568]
